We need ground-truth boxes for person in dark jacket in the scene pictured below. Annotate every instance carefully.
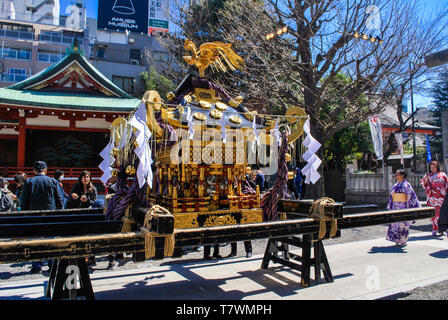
[293,166,303,200]
[66,170,97,209]
[21,161,63,273]
[54,170,69,208]
[21,162,63,211]
[438,194,448,237]
[255,167,265,192]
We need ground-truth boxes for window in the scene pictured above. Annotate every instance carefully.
[152,51,169,63]
[96,47,105,59]
[39,31,62,43]
[112,76,135,93]
[0,47,31,60]
[130,49,141,65]
[3,68,28,82]
[9,68,26,74]
[38,51,62,62]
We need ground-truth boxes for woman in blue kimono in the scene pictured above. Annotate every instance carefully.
[386,169,421,247]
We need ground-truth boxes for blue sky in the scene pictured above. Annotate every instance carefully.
[63,0,446,109]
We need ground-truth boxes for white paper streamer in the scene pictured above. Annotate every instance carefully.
[99,142,113,184]
[301,119,322,184]
[130,102,153,189]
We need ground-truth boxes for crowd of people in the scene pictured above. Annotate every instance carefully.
[0,162,98,214]
[0,161,98,273]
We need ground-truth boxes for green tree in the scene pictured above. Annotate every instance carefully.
[322,74,371,170]
[139,66,175,99]
[324,121,373,171]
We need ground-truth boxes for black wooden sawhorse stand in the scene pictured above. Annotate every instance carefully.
[45,258,95,300]
[261,234,334,287]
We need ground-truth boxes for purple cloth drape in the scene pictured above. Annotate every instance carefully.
[242,178,256,195]
[105,165,129,221]
[105,159,152,221]
[261,132,289,221]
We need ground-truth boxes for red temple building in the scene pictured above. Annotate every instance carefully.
[0,43,140,190]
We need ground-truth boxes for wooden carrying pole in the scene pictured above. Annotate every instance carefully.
[0,206,434,264]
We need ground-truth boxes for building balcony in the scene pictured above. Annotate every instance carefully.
[0,29,34,41]
[38,34,83,46]
[0,48,32,61]
[37,51,63,63]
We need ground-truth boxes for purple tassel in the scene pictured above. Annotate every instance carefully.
[105,165,129,221]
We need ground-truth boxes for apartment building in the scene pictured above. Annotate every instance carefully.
[0,0,172,95]
[87,17,172,96]
[0,0,60,25]
[0,17,86,87]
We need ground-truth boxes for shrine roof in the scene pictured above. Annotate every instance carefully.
[8,45,133,99]
[0,88,141,112]
[0,44,141,112]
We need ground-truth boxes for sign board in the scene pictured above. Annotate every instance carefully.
[148,0,169,34]
[98,0,149,34]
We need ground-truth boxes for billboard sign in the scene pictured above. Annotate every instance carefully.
[98,0,149,34]
[148,0,169,34]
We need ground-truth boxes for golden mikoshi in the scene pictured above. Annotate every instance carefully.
[106,38,310,231]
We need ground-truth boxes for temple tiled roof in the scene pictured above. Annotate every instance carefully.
[379,105,440,132]
[0,44,140,112]
[0,88,141,111]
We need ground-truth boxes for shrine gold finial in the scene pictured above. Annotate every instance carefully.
[183,39,244,78]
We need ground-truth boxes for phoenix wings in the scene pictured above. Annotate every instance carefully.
[183,39,244,78]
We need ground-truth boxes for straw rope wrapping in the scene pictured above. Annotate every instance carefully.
[120,204,134,233]
[141,205,175,259]
[310,197,339,239]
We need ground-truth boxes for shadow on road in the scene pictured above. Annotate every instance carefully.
[93,259,353,300]
[429,250,448,259]
[408,234,444,242]
[368,246,408,254]
[410,224,433,232]
[378,291,412,300]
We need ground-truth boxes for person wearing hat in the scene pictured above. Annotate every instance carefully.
[21,161,63,273]
[21,161,63,211]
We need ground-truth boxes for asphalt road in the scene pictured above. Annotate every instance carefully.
[0,217,446,300]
